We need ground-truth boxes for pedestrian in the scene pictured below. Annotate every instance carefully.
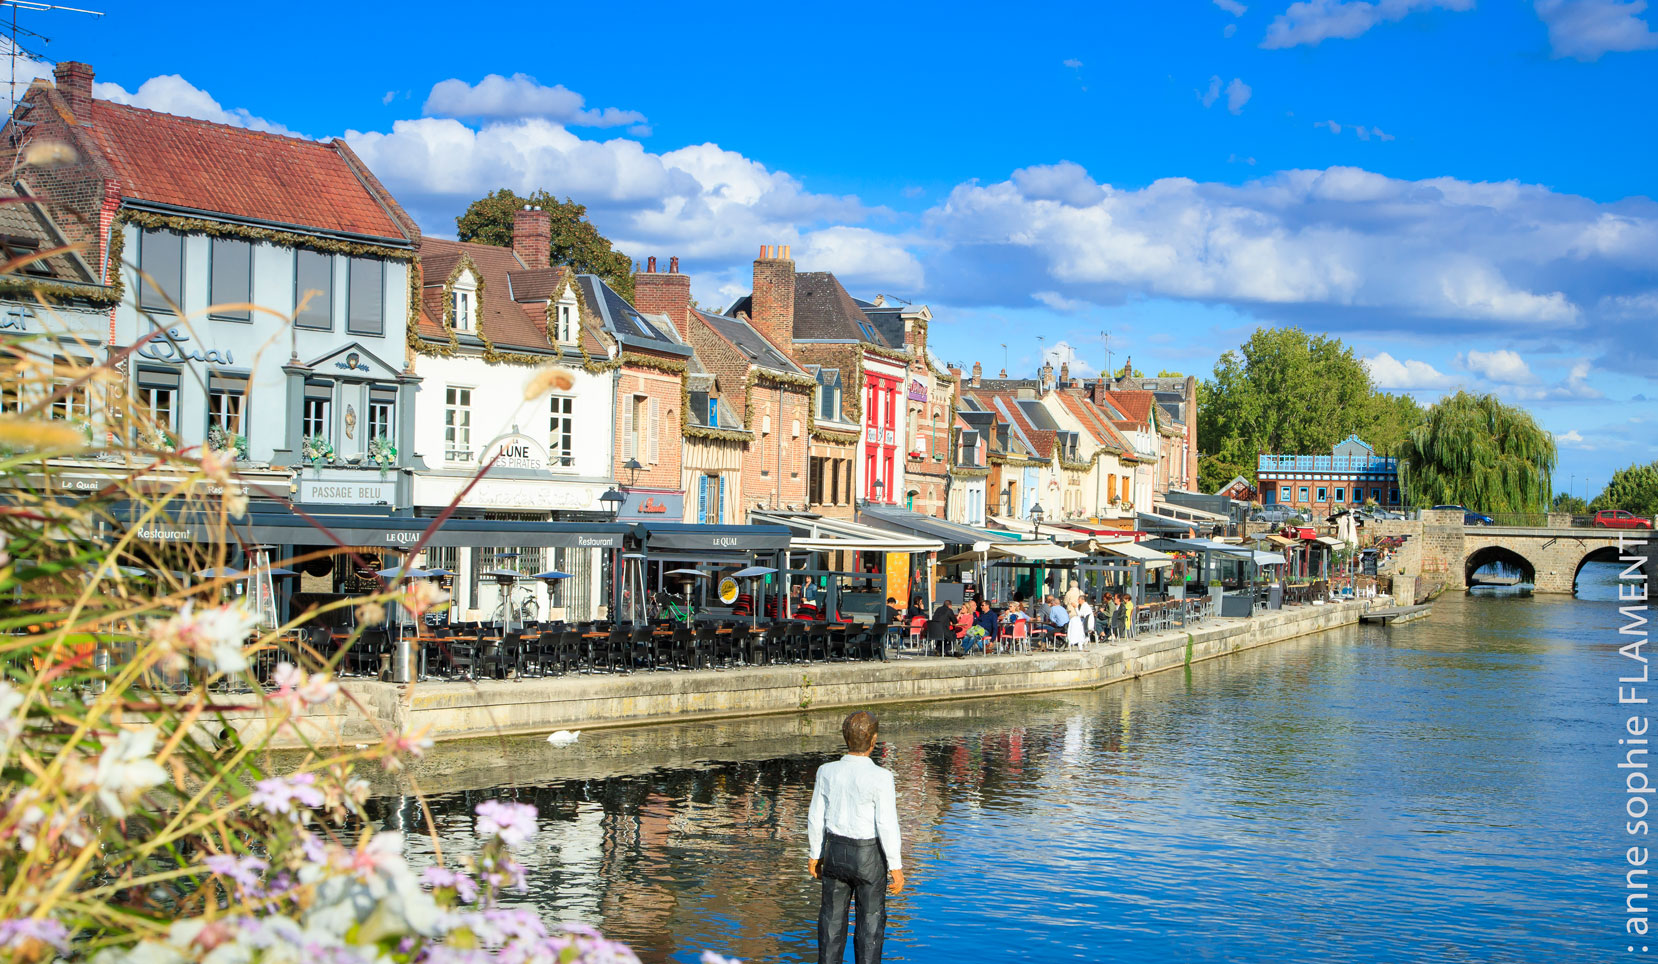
[809,711,906,964]
[1077,594,1096,643]
[1065,600,1087,649]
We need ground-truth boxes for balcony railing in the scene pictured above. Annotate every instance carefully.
[1257,454,1398,473]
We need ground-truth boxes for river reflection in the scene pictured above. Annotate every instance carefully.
[376,563,1633,963]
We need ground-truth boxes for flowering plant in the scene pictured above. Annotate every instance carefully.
[367,434,397,469]
[302,434,335,464]
[0,287,702,963]
[205,425,248,461]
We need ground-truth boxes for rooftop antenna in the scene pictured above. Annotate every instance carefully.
[1000,343,1008,376]
[3,1,103,116]
[1100,330,1112,383]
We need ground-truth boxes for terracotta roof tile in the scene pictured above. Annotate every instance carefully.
[85,100,410,241]
[417,239,578,352]
[1104,390,1156,427]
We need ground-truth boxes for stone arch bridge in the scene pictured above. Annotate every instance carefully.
[1373,509,1650,595]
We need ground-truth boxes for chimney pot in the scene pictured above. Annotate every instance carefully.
[647,255,657,273]
[669,256,679,274]
[782,244,791,260]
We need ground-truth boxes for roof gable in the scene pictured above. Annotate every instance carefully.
[793,272,889,345]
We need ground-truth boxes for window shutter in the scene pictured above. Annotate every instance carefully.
[717,475,726,523]
[698,475,708,523]
[622,396,636,459]
[648,397,661,463]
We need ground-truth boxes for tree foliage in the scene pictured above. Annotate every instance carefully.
[1553,492,1590,514]
[1396,391,1556,513]
[1196,327,1426,492]
[455,188,636,301]
[1591,461,1658,518]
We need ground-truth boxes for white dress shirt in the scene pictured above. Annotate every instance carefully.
[808,754,903,869]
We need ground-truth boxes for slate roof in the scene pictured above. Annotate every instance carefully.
[507,268,566,302]
[963,388,1055,459]
[792,272,890,345]
[82,100,413,243]
[578,274,691,358]
[695,308,804,374]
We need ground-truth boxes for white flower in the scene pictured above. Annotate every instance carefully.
[148,601,260,674]
[91,727,168,819]
[0,681,24,760]
[268,663,338,717]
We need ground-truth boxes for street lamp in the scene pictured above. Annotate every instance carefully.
[599,488,626,520]
[872,478,885,505]
[1029,502,1045,540]
[623,458,642,487]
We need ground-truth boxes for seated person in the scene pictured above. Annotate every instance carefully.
[954,603,976,639]
[884,597,903,624]
[975,600,999,637]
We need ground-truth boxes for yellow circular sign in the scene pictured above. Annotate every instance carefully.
[718,576,739,605]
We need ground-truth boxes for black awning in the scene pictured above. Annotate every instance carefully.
[631,522,792,553]
[113,505,628,549]
[857,503,1014,548]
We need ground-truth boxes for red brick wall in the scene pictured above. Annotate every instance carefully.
[634,259,692,339]
[740,380,810,512]
[750,246,794,353]
[614,364,684,489]
[511,207,550,268]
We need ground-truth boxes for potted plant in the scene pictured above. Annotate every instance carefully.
[367,435,397,476]
[206,425,249,461]
[302,434,336,467]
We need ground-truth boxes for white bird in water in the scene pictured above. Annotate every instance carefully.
[546,730,580,745]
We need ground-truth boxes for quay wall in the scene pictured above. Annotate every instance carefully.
[237,599,1382,750]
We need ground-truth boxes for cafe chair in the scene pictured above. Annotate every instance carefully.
[602,625,631,673]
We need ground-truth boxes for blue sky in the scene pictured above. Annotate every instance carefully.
[20,0,1658,494]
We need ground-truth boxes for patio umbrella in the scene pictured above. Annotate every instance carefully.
[664,569,709,625]
[193,566,245,579]
[530,570,572,580]
[376,566,434,580]
[730,566,778,627]
[424,568,455,578]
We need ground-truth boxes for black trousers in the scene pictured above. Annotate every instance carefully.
[818,832,888,964]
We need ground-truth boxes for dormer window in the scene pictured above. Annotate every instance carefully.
[451,271,477,332]
[554,294,577,344]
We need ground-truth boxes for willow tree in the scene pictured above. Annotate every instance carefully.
[1397,391,1555,513]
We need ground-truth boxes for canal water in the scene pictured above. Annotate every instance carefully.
[379,562,1635,963]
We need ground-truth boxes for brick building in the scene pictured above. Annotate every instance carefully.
[635,255,813,521]
[862,296,954,517]
[730,246,907,520]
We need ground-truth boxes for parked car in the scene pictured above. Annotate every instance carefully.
[1594,509,1654,529]
[1432,504,1495,526]
[1359,506,1404,520]
[1251,506,1307,525]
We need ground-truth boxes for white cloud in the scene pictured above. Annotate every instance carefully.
[1033,290,1087,312]
[1010,162,1105,206]
[382,91,396,106]
[422,74,646,128]
[1214,0,1249,14]
[1318,120,1398,141]
[1043,340,1099,378]
[1457,348,1535,383]
[1,53,53,116]
[1262,0,1475,48]
[1535,0,1658,60]
[1317,119,1342,134]
[1226,78,1253,114]
[1555,428,1588,446]
[1063,58,1084,68]
[922,165,1610,327]
[1364,353,1459,389]
[92,74,298,136]
[1225,23,1240,36]
[795,226,924,290]
[1199,76,1222,108]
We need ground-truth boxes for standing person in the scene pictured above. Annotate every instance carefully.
[1065,600,1087,649]
[809,711,906,964]
[1064,580,1083,609]
[1110,593,1127,640]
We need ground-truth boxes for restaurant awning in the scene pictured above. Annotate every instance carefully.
[1263,534,1297,547]
[859,504,1022,550]
[1093,539,1175,569]
[1151,500,1232,524]
[750,510,943,553]
[114,505,629,549]
[630,522,792,553]
[1136,512,1202,535]
[1313,536,1346,548]
[939,541,1089,566]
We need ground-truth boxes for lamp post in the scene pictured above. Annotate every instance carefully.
[1029,502,1045,541]
[872,478,885,505]
[623,458,642,487]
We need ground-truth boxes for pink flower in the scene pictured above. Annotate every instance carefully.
[420,866,479,904]
[204,853,267,892]
[474,800,537,848]
[268,663,338,717]
[148,601,260,674]
[249,772,325,817]
[0,918,69,953]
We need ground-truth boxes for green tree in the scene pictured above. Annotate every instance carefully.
[1590,461,1658,518]
[1396,391,1555,513]
[455,188,636,301]
[1195,327,1423,492]
[1156,369,1185,378]
[1553,492,1590,514]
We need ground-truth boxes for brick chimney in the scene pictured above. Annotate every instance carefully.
[53,61,94,123]
[971,361,982,387]
[633,254,693,338]
[750,244,795,355]
[1059,361,1069,384]
[512,205,550,267]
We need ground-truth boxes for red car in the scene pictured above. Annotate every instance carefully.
[1594,509,1654,529]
